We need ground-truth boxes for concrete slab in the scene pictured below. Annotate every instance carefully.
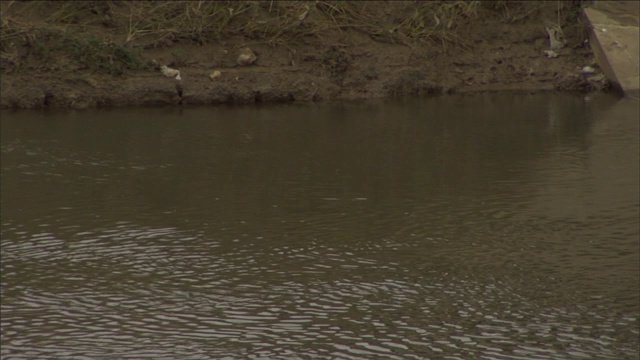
[583,1,639,96]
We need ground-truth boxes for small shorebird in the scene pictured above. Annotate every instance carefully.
[161,65,180,78]
[160,65,183,101]
[175,74,183,98]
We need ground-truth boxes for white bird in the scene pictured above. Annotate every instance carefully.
[159,65,183,101]
[160,65,180,78]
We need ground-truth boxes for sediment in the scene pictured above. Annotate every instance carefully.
[0,1,610,110]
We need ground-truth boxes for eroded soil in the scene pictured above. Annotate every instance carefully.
[0,2,607,110]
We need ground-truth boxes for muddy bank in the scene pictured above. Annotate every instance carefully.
[0,1,609,110]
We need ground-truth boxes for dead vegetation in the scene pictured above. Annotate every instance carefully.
[1,0,589,75]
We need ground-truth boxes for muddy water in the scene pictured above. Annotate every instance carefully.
[1,94,638,359]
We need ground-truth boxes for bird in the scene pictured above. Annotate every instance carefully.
[175,74,183,98]
[158,65,183,104]
[160,65,180,78]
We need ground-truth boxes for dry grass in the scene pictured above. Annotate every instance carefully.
[0,0,588,74]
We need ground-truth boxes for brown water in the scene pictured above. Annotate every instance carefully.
[1,94,638,359]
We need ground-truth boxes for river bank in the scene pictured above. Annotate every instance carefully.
[0,1,608,110]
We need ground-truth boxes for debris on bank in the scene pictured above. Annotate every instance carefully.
[546,24,567,50]
[544,50,559,58]
[237,48,257,66]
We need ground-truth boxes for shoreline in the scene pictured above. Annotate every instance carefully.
[0,1,610,110]
[0,60,607,111]
[0,69,588,111]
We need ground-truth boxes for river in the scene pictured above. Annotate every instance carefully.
[1,93,638,359]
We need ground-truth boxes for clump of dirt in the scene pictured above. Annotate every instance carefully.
[0,1,608,110]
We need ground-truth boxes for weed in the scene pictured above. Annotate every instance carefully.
[62,31,147,75]
[482,1,544,24]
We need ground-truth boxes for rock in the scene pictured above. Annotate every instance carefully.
[582,65,596,74]
[237,47,257,66]
[209,70,222,80]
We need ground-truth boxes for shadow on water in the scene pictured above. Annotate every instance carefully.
[1,93,638,359]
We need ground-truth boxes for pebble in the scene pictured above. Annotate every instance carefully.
[209,70,222,80]
[237,47,257,66]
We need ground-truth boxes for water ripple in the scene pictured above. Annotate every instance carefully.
[2,95,638,359]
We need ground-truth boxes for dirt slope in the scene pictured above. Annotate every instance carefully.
[0,1,608,109]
